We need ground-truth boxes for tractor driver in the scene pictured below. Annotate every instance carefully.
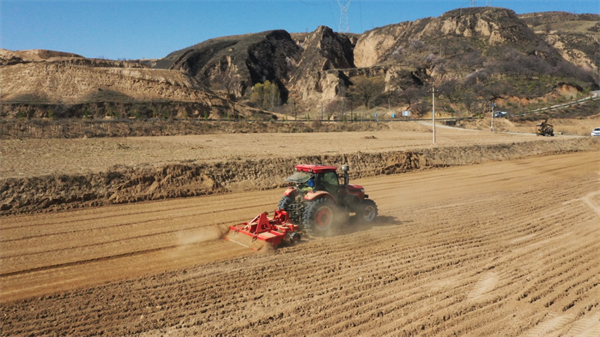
[301,177,316,192]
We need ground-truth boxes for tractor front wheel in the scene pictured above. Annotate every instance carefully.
[357,199,378,223]
[303,198,338,235]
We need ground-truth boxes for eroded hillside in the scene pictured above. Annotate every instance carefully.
[0,49,259,119]
[2,8,598,121]
[154,7,599,119]
[519,11,600,72]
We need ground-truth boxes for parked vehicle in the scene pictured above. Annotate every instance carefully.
[536,118,554,137]
[591,127,600,137]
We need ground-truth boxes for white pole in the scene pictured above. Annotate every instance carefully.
[490,103,494,132]
[321,102,323,121]
[432,87,436,144]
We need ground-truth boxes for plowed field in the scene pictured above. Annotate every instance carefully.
[1,151,599,336]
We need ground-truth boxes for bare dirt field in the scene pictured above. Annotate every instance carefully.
[2,124,596,216]
[1,150,599,336]
[0,122,575,179]
[460,112,600,137]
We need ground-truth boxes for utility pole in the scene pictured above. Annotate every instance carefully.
[490,102,495,132]
[321,102,324,121]
[432,86,436,144]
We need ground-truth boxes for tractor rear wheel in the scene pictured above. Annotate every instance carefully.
[357,199,378,223]
[278,195,300,223]
[303,198,337,235]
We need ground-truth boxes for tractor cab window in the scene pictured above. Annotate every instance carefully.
[321,172,340,194]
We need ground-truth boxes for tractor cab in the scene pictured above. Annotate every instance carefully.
[285,164,367,205]
[290,164,343,197]
[279,163,377,235]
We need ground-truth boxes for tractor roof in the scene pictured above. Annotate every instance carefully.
[294,164,338,174]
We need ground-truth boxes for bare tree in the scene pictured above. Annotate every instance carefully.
[325,99,341,120]
[462,92,479,116]
[287,95,298,120]
[409,39,425,52]
[214,70,241,100]
[338,78,349,119]
[397,86,426,109]
[464,51,483,69]
[413,101,430,117]
[348,76,386,109]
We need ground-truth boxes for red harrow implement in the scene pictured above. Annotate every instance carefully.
[224,210,301,251]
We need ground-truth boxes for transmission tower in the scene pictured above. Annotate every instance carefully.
[470,0,476,7]
[337,0,351,33]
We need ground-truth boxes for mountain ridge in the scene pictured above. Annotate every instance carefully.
[1,7,598,120]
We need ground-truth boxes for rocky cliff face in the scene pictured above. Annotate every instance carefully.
[155,30,302,99]
[354,19,431,68]
[519,12,600,72]
[288,26,356,103]
[156,26,358,106]
[354,7,540,68]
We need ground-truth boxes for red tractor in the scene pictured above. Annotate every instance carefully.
[277,164,378,235]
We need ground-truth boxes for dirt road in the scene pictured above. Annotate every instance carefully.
[1,151,599,336]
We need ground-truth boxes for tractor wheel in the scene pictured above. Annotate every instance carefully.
[303,198,338,235]
[288,232,301,245]
[278,195,300,223]
[277,195,293,210]
[357,199,378,223]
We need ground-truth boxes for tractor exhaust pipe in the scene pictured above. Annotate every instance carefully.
[342,164,349,186]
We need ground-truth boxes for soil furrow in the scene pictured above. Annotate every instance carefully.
[1,151,598,336]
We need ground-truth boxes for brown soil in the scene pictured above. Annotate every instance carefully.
[0,121,557,178]
[461,112,600,137]
[2,126,597,215]
[1,151,598,336]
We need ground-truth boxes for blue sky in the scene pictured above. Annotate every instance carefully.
[1,0,599,60]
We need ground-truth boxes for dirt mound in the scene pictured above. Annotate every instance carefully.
[1,138,596,216]
[0,119,388,139]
